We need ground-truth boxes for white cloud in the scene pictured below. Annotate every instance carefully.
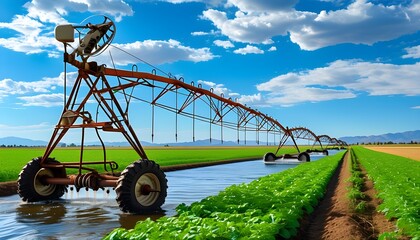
[24,0,133,24]
[191,30,219,36]
[202,9,306,45]
[264,87,355,107]
[257,60,420,106]
[214,40,234,49]
[268,46,277,51]
[233,45,264,55]
[93,39,216,66]
[237,93,268,107]
[18,93,64,107]
[412,106,420,109]
[0,72,77,101]
[191,31,209,36]
[149,0,224,7]
[0,0,133,56]
[202,0,420,50]
[197,80,239,97]
[290,0,420,50]
[226,0,298,12]
[403,45,420,59]
[0,15,60,54]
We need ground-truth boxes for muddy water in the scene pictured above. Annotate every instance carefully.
[0,154,332,240]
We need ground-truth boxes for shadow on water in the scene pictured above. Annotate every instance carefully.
[8,195,163,239]
[0,153,339,239]
[16,201,67,224]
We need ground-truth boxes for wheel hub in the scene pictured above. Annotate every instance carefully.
[34,168,56,196]
[134,173,161,206]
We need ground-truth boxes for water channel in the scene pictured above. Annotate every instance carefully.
[0,153,336,239]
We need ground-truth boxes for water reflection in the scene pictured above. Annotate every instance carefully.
[0,153,339,239]
[16,201,67,224]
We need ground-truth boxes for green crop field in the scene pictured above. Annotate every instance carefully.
[0,146,301,182]
[352,146,420,238]
[105,151,346,239]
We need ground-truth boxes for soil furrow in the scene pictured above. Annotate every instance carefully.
[297,151,365,239]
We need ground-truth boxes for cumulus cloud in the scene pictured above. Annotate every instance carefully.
[202,9,303,45]
[201,0,420,50]
[0,0,133,56]
[290,0,420,50]
[268,46,277,51]
[233,45,264,55]
[197,80,239,97]
[0,15,60,54]
[403,45,420,59]
[18,93,64,107]
[257,60,420,106]
[93,39,216,66]
[214,40,234,49]
[191,29,220,36]
[226,0,298,12]
[24,0,133,23]
[0,72,77,101]
[237,93,269,107]
[150,0,224,5]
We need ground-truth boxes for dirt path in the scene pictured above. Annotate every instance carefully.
[0,181,17,197]
[299,151,365,239]
[298,150,401,239]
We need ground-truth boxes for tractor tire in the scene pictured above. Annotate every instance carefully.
[18,157,67,202]
[263,152,277,162]
[116,159,167,214]
[298,152,310,162]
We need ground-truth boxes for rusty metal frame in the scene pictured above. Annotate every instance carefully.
[38,53,346,189]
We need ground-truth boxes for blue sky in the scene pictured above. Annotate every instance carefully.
[0,0,419,144]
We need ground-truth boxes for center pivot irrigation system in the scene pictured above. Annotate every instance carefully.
[17,16,347,214]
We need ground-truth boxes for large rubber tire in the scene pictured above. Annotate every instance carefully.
[298,152,310,162]
[116,159,167,214]
[18,157,67,202]
[263,152,277,162]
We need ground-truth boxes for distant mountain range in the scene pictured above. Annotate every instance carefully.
[0,136,267,147]
[1,130,419,146]
[339,130,420,144]
[0,137,50,146]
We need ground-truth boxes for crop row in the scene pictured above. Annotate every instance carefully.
[347,149,367,212]
[352,147,420,238]
[105,151,346,239]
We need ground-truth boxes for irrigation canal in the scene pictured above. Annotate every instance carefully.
[0,152,339,239]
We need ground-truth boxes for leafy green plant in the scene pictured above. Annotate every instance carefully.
[378,231,399,240]
[353,146,420,239]
[346,149,366,208]
[104,151,346,239]
[355,201,367,213]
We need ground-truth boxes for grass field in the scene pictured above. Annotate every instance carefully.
[0,146,301,182]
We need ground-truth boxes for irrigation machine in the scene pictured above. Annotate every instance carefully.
[17,16,347,213]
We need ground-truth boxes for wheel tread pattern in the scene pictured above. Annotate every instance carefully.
[116,159,168,214]
[18,157,67,202]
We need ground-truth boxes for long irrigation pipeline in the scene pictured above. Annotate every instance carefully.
[85,44,347,159]
[105,45,286,147]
